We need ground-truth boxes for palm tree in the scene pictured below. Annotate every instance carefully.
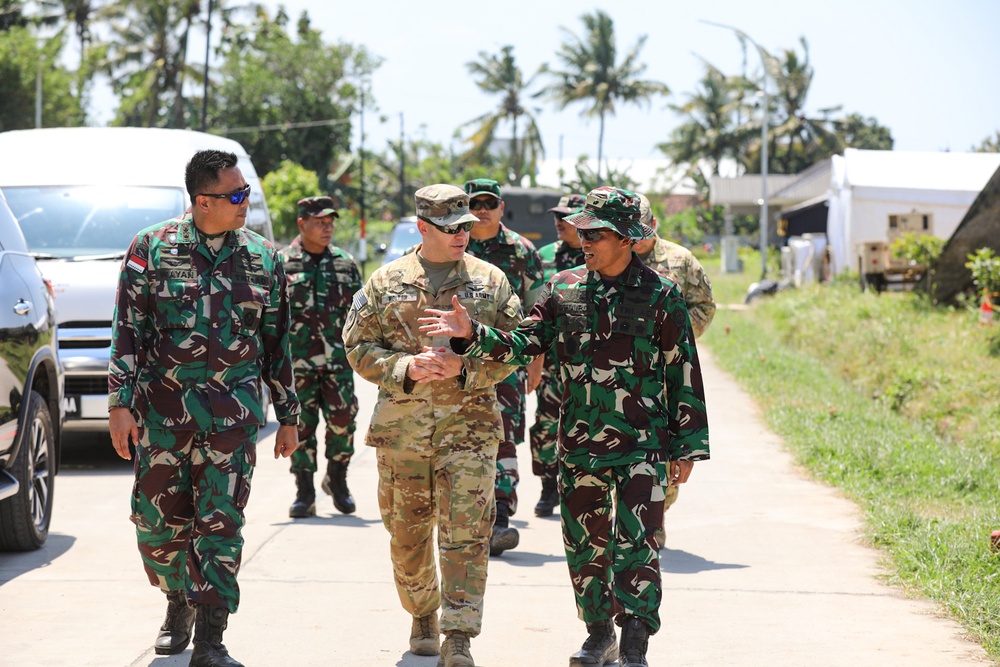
[96,0,202,128]
[658,61,754,196]
[457,45,544,186]
[762,37,842,174]
[540,10,669,182]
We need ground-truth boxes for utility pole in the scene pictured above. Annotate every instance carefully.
[358,86,368,269]
[398,112,406,220]
[35,54,45,128]
[702,20,771,279]
[201,0,213,131]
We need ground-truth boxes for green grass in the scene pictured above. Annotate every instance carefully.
[702,281,1000,661]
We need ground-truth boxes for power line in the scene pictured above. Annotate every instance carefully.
[218,117,353,135]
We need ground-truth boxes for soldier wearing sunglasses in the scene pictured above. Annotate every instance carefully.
[419,186,709,667]
[463,178,545,558]
[109,149,300,667]
[344,183,522,667]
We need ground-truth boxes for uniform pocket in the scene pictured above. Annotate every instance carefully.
[154,280,199,329]
[233,282,269,336]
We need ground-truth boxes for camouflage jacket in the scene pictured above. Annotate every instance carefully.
[109,214,300,430]
[456,252,709,468]
[538,240,585,283]
[640,237,716,338]
[343,249,522,453]
[467,223,544,309]
[278,237,362,372]
[537,240,586,374]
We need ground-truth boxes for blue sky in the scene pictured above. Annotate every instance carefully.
[258,0,998,169]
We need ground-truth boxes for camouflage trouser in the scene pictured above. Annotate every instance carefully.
[528,373,560,480]
[131,425,258,613]
[375,445,496,637]
[495,369,526,509]
[290,365,358,474]
[560,459,668,633]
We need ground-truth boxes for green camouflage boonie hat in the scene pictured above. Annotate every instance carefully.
[414,184,479,227]
[548,193,587,216]
[565,186,655,241]
[464,178,502,200]
[298,195,339,218]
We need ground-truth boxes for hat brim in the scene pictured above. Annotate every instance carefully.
[548,205,575,215]
[423,211,479,227]
[565,210,655,241]
[468,191,501,200]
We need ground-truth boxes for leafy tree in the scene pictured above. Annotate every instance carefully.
[891,233,944,267]
[833,112,894,150]
[97,0,203,128]
[973,131,1000,153]
[261,159,320,243]
[965,247,1000,298]
[457,45,544,186]
[0,27,85,130]
[540,10,669,182]
[209,7,379,182]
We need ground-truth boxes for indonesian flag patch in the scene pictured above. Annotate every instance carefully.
[126,254,147,273]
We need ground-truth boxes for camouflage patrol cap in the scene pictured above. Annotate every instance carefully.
[414,184,479,227]
[548,193,587,216]
[565,186,655,241]
[464,178,501,200]
[298,196,339,218]
[637,193,655,226]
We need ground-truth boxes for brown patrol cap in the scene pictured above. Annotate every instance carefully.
[548,193,587,216]
[414,184,479,227]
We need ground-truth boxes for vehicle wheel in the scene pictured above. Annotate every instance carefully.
[0,391,55,551]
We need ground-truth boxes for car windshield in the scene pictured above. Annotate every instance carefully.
[3,185,187,259]
[384,221,419,264]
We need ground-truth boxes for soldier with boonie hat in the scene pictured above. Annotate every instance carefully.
[564,185,655,241]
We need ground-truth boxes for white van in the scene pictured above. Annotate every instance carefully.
[0,127,275,431]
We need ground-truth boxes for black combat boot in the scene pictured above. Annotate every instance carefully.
[619,616,651,667]
[569,619,618,666]
[154,589,196,655]
[189,605,244,667]
[288,471,316,518]
[321,460,356,514]
[489,500,520,557]
[534,476,559,517]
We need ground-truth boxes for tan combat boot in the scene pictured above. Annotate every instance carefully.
[437,632,475,667]
[409,613,440,656]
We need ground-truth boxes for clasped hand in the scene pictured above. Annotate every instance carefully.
[407,346,464,383]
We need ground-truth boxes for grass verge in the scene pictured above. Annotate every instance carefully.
[701,279,1000,661]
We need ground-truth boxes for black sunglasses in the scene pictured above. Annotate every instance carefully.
[199,183,251,205]
[419,216,475,234]
[469,198,500,211]
[577,228,614,242]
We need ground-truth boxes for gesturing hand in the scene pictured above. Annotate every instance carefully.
[418,295,474,339]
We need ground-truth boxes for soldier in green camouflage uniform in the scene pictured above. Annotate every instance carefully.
[420,186,709,667]
[530,192,586,517]
[634,193,716,550]
[109,150,300,667]
[344,184,521,667]
[463,178,544,556]
[279,196,362,518]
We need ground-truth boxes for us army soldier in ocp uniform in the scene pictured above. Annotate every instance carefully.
[279,195,362,518]
[344,184,521,667]
[634,193,715,549]
[109,149,299,667]
[420,186,709,667]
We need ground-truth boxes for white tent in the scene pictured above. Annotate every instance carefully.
[827,148,1000,274]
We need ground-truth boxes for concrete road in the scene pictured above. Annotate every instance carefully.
[0,348,992,666]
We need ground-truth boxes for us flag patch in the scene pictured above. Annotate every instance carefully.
[126,255,147,273]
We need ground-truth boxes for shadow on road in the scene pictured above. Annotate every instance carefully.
[660,547,747,574]
[0,532,76,587]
